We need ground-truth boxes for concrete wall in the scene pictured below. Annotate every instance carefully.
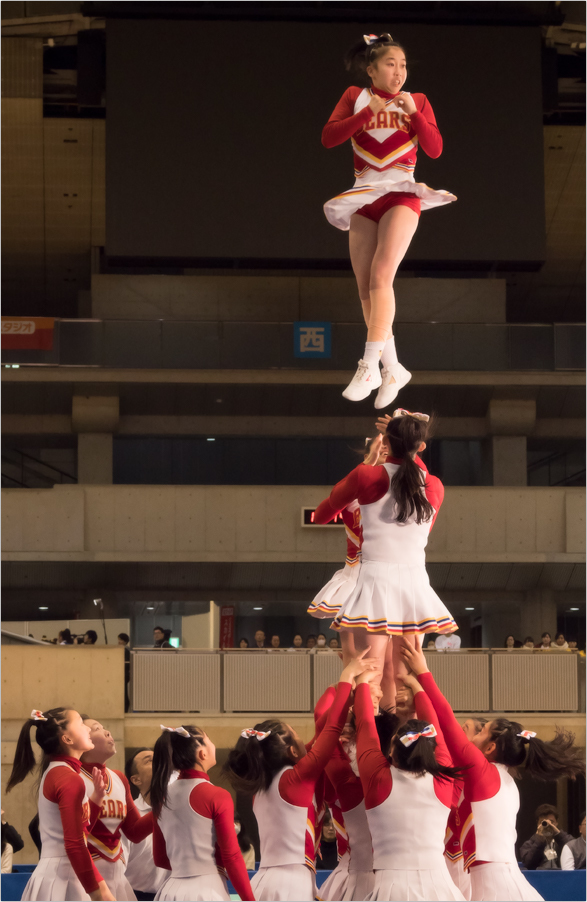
[2,485,585,563]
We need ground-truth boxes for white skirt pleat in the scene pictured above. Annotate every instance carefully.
[155,872,230,901]
[308,562,361,619]
[366,867,466,901]
[446,856,472,902]
[252,863,316,901]
[318,851,350,900]
[95,858,137,900]
[344,869,376,901]
[469,863,544,902]
[21,857,91,902]
[331,560,457,635]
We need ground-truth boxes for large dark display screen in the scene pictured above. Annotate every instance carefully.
[106,19,545,266]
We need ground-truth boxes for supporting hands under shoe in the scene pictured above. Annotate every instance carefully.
[339,647,381,688]
[399,637,429,676]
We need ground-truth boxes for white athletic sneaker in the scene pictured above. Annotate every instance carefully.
[342,358,382,401]
[374,362,412,409]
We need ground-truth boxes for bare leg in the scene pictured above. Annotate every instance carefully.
[391,632,422,689]
[339,629,357,666]
[350,628,389,701]
[349,213,378,329]
[367,205,419,343]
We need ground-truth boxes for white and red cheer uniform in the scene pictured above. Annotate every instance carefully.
[251,681,352,901]
[419,673,544,902]
[444,782,473,901]
[81,762,153,901]
[121,792,170,897]
[21,757,104,901]
[308,500,362,620]
[153,770,253,902]
[314,455,456,636]
[317,778,351,902]
[322,85,456,230]
[354,682,464,901]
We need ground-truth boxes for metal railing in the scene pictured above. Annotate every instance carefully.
[130,648,584,715]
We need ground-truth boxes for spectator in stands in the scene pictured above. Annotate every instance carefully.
[1,809,24,873]
[83,629,98,645]
[234,814,255,870]
[435,632,461,650]
[568,640,579,651]
[254,629,266,649]
[561,812,586,870]
[317,814,338,870]
[58,628,73,645]
[520,804,573,870]
[554,632,569,649]
[239,638,250,648]
[426,639,436,649]
[329,637,340,650]
[306,634,317,649]
[504,634,522,649]
[153,626,172,648]
[316,633,327,648]
[539,631,552,649]
[118,633,131,713]
[523,636,535,649]
[270,634,282,650]
[290,634,304,649]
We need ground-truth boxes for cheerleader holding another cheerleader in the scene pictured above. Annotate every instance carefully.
[322,33,456,406]
[400,640,586,902]
[149,724,254,902]
[6,708,114,901]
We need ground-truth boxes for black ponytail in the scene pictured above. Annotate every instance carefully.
[393,719,465,784]
[375,708,400,759]
[6,708,73,793]
[150,726,205,817]
[386,414,434,524]
[345,33,405,80]
[223,720,294,795]
[488,719,585,780]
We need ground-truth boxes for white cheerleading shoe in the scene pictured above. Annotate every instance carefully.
[374,362,412,409]
[342,358,382,401]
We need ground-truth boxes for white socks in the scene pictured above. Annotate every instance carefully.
[363,341,385,364]
[381,336,399,367]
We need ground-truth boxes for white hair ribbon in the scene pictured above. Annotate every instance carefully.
[399,723,437,747]
[160,724,191,738]
[240,729,271,741]
[392,408,430,423]
[30,709,48,721]
[517,730,537,742]
[363,33,393,46]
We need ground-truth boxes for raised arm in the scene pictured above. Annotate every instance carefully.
[115,770,154,843]
[313,466,363,523]
[325,741,364,812]
[353,679,392,808]
[322,86,373,148]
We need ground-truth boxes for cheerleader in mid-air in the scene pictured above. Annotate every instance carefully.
[322,33,456,406]
[6,708,113,901]
[313,408,456,709]
[224,652,377,902]
[401,640,586,902]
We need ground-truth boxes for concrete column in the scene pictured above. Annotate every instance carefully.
[481,600,522,649]
[77,434,113,484]
[486,399,536,487]
[181,602,222,648]
[521,588,557,644]
[491,436,528,486]
[72,386,119,485]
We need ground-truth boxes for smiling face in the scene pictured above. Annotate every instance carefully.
[82,719,116,762]
[367,46,407,95]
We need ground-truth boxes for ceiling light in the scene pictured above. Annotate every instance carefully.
[146,606,155,611]
[465,607,475,611]
[39,606,49,610]
[570,607,580,611]
[253,606,263,611]
[207,437,215,442]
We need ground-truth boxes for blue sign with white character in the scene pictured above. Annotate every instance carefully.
[294,321,331,359]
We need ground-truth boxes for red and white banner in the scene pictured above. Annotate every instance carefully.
[219,605,235,649]
[2,317,55,350]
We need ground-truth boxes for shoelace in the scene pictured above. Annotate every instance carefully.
[354,361,370,380]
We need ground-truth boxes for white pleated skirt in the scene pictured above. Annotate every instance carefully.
[446,856,472,901]
[318,851,350,900]
[96,858,137,900]
[308,562,361,619]
[324,169,456,231]
[21,857,91,902]
[331,560,458,635]
[469,863,544,902]
[366,867,466,901]
[344,868,376,901]
[155,872,230,901]
[251,863,315,901]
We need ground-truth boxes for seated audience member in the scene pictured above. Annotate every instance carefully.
[554,632,569,649]
[1,809,24,873]
[288,633,304,650]
[426,639,436,649]
[520,804,573,870]
[254,629,266,649]
[58,628,73,645]
[539,631,552,649]
[315,633,327,649]
[306,634,317,649]
[269,634,282,650]
[317,814,338,870]
[561,812,586,870]
[328,637,340,650]
[234,814,256,870]
[239,637,250,649]
[568,640,578,649]
[435,632,461,650]
[523,636,535,649]
[504,634,522,649]
[153,626,172,648]
[83,629,98,645]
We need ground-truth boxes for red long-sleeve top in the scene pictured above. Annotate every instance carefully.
[85,763,153,855]
[152,771,254,902]
[314,456,444,532]
[42,756,104,894]
[322,85,443,175]
[354,682,454,809]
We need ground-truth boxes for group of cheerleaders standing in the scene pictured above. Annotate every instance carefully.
[5,32,585,902]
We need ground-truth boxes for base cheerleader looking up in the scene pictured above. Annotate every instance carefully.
[150,725,254,902]
[322,33,456,407]
[6,708,113,902]
[400,640,586,902]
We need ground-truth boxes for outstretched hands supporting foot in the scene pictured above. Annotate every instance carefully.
[340,646,382,688]
[399,636,429,676]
